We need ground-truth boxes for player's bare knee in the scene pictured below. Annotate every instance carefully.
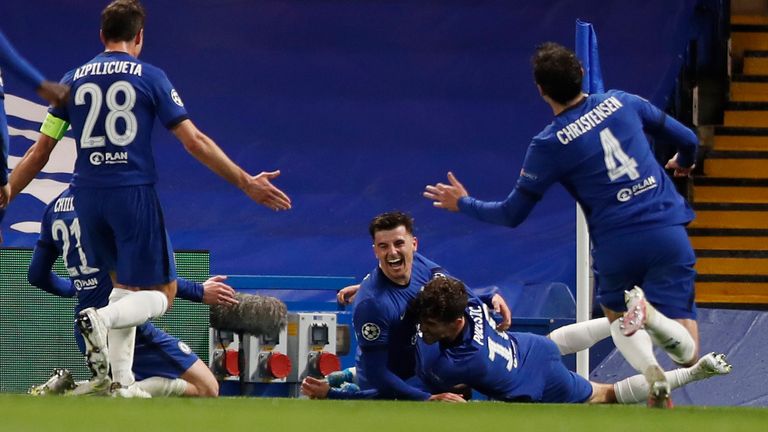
[588,382,615,404]
[200,379,219,397]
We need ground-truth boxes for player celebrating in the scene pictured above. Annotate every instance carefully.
[412,276,731,404]
[27,187,237,397]
[424,42,700,407]
[9,0,290,394]
[307,211,509,401]
[0,29,68,233]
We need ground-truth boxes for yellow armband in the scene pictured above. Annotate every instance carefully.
[39,113,70,141]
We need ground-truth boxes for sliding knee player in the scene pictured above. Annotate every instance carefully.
[412,277,731,404]
[28,188,236,396]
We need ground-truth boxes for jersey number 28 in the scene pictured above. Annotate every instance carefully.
[75,80,138,148]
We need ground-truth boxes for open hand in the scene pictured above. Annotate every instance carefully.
[242,170,292,211]
[423,172,468,212]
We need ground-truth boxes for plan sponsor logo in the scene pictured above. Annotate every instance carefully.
[90,151,128,165]
[74,277,99,291]
[617,175,657,202]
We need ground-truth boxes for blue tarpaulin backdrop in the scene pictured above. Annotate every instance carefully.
[0,0,697,295]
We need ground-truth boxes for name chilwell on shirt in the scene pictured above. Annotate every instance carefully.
[556,96,623,145]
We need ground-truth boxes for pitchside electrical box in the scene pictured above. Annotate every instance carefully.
[242,326,291,382]
[286,312,341,386]
[208,327,292,383]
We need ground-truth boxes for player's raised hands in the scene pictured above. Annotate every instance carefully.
[423,171,468,212]
[243,170,292,211]
[202,275,238,306]
[37,81,69,108]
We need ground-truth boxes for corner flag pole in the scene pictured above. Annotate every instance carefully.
[574,19,604,378]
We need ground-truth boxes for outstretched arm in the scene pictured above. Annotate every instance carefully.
[5,133,59,207]
[176,275,238,306]
[0,29,45,89]
[171,120,291,211]
[0,31,68,107]
[424,172,538,228]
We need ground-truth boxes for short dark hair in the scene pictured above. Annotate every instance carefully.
[368,211,414,239]
[101,0,146,42]
[410,276,468,323]
[532,42,583,105]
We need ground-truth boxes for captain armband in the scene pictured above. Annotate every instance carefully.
[39,113,70,141]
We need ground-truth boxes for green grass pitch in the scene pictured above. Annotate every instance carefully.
[1,395,766,432]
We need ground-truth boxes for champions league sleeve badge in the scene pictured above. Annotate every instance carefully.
[361,323,381,341]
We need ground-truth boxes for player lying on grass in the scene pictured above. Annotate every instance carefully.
[305,277,731,404]
[411,276,731,404]
[26,187,237,397]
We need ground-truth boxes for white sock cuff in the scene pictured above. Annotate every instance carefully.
[137,377,188,397]
[614,374,648,404]
[549,318,611,355]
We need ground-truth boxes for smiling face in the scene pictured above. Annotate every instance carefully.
[372,225,417,286]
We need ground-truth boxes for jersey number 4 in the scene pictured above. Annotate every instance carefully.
[75,80,138,148]
[600,128,639,181]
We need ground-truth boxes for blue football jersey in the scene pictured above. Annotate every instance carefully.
[516,90,696,242]
[37,188,112,313]
[50,51,188,188]
[416,296,585,402]
[416,296,528,401]
[353,253,448,380]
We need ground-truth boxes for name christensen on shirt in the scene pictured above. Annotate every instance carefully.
[556,96,623,145]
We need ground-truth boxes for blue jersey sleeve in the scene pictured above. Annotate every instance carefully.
[28,240,76,298]
[465,285,499,307]
[360,348,431,400]
[353,298,392,349]
[515,137,563,197]
[327,387,380,400]
[624,92,698,168]
[0,29,45,89]
[176,277,204,303]
[27,205,76,297]
[148,68,188,129]
[457,188,539,228]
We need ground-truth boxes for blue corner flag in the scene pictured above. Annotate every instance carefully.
[575,19,605,94]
